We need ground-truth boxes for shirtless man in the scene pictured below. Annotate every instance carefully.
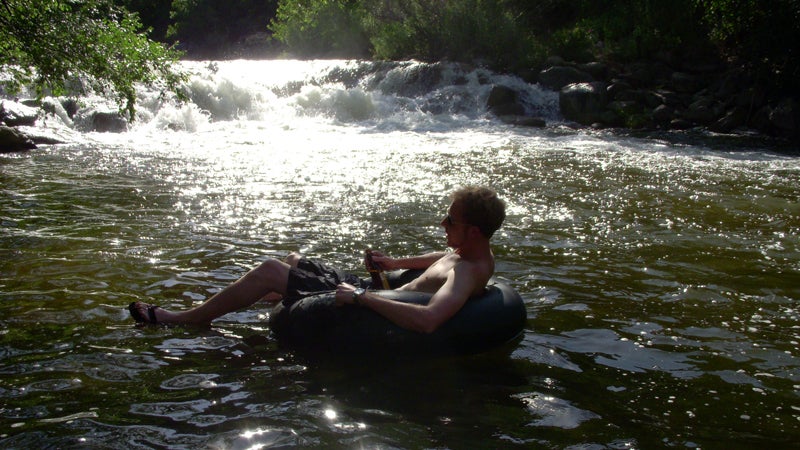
[129,186,505,334]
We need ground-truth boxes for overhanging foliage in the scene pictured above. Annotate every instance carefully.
[0,0,186,118]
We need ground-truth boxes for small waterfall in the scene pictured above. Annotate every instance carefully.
[26,60,560,134]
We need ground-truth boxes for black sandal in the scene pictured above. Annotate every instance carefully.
[128,302,161,325]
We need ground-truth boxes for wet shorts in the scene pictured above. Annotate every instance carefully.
[285,257,369,300]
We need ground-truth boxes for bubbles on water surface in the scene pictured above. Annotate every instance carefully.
[513,392,600,429]
[161,373,221,390]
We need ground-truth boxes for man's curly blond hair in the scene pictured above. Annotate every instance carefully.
[451,186,506,238]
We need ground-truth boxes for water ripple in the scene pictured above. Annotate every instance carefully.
[513,392,601,429]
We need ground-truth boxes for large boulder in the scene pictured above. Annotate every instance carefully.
[710,106,749,133]
[683,97,721,124]
[0,126,36,152]
[1,100,38,127]
[487,85,525,116]
[91,111,128,132]
[768,98,800,138]
[652,104,675,125]
[379,62,445,97]
[538,66,593,91]
[559,82,609,125]
[577,62,609,80]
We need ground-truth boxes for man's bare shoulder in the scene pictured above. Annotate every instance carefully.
[451,256,493,294]
[453,256,492,275]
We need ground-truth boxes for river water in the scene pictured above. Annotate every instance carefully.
[1,60,799,449]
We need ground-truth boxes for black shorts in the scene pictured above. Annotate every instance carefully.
[285,257,369,300]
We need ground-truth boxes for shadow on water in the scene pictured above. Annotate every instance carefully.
[607,127,800,156]
[230,333,542,449]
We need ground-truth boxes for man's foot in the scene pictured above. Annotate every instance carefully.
[128,302,169,325]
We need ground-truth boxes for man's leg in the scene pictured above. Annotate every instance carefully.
[130,255,296,325]
[259,252,303,302]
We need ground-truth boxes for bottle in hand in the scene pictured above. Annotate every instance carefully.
[366,249,390,289]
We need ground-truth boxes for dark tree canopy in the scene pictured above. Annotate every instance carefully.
[3,0,799,118]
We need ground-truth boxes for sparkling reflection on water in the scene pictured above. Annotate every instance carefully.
[1,117,799,448]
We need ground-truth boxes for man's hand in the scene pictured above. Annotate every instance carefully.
[365,249,395,271]
[335,282,358,306]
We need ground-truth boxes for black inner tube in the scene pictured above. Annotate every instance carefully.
[268,270,526,356]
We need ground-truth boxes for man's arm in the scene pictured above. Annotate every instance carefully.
[369,251,447,271]
[336,263,479,333]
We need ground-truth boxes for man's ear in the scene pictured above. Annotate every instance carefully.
[468,225,483,239]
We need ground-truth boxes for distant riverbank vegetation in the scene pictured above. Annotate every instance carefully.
[159,0,800,97]
[3,0,799,117]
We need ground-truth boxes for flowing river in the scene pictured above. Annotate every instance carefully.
[1,60,799,449]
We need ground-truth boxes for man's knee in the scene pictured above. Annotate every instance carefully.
[251,258,290,287]
[284,252,303,268]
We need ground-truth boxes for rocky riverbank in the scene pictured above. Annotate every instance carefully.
[533,56,799,140]
[1,98,128,152]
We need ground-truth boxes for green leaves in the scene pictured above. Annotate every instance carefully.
[0,0,185,119]
[269,0,369,58]
[270,0,540,69]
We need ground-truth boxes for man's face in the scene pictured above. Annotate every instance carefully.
[441,201,470,248]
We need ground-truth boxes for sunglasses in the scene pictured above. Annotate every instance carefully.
[444,214,470,226]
